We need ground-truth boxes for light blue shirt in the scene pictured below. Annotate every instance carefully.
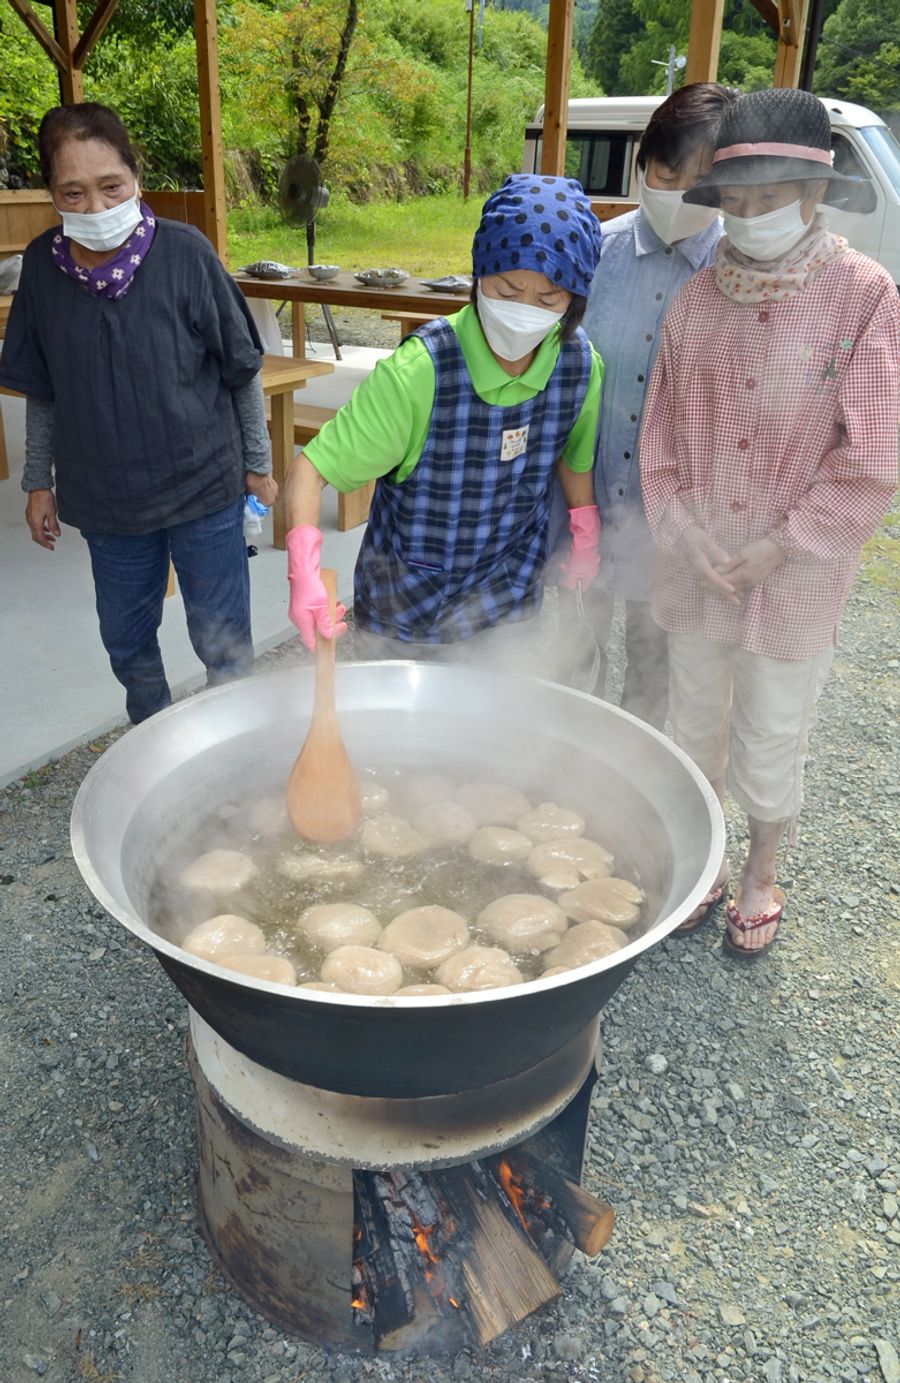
[583,207,722,601]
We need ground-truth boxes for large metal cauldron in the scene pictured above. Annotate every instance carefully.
[71,663,724,1100]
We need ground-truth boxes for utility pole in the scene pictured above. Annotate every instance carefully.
[651,45,686,96]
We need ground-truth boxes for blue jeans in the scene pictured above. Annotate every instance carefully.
[82,498,252,724]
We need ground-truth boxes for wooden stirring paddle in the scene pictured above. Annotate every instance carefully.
[286,568,362,842]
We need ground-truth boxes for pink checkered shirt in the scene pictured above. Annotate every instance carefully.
[640,251,900,660]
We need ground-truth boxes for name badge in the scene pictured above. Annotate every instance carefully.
[500,425,529,461]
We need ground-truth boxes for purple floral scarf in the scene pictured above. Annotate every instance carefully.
[51,200,157,301]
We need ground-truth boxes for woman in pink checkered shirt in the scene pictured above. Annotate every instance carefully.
[640,88,900,957]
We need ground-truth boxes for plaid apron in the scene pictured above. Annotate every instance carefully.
[354,317,592,643]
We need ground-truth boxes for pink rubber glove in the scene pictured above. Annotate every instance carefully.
[286,525,347,652]
[560,505,602,590]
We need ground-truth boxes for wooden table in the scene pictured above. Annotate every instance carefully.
[260,352,334,547]
[234,270,471,357]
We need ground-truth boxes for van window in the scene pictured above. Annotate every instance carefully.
[860,125,900,195]
[532,131,637,198]
[829,132,879,212]
[831,132,869,181]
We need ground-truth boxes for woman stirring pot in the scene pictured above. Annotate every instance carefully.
[0,103,275,724]
[283,175,605,665]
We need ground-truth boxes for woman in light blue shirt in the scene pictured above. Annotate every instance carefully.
[557,83,736,726]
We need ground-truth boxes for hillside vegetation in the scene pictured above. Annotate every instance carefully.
[0,0,592,202]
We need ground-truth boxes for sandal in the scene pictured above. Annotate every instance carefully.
[722,887,785,959]
[672,872,729,937]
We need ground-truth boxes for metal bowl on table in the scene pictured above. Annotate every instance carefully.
[239,260,299,279]
[306,264,341,281]
[71,664,723,1101]
[420,275,472,294]
[354,267,409,288]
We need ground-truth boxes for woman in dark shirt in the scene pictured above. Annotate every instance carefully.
[0,103,275,723]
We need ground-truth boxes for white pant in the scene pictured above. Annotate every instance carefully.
[667,633,834,825]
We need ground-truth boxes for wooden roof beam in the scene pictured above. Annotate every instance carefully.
[73,0,121,69]
[774,0,811,84]
[749,0,807,46]
[748,0,780,34]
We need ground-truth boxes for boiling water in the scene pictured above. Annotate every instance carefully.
[147,766,645,990]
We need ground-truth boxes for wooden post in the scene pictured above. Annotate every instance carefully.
[684,0,725,85]
[52,0,83,102]
[270,393,294,549]
[463,0,476,199]
[291,302,307,359]
[193,0,228,259]
[541,0,574,176]
[773,0,811,87]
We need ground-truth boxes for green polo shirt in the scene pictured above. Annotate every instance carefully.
[304,304,603,492]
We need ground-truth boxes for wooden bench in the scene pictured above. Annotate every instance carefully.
[285,401,337,445]
[263,398,374,532]
[380,310,441,339]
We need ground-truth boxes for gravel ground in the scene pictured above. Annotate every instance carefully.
[2,570,898,1383]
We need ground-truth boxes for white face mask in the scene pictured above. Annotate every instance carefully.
[722,199,809,261]
[56,193,142,253]
[476,283,564,361]
[639,173,720,245]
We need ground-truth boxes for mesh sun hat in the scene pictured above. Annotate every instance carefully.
[472,174,603,296]
[684,88,863,207]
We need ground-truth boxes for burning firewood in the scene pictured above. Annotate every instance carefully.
[489,1148,615,1258]
[353,1160,564,1350]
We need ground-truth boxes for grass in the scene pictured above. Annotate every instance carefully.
[860,499,900,597]
[226,191,482,277]
[21,766,52,789]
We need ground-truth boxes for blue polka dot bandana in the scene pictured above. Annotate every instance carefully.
[472,174,602,296]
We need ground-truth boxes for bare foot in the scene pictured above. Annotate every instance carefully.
[726,881,782,952]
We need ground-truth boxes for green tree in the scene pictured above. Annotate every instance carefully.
[584,0,642,94]
[586,0,777,95]
[717,30,776,92]
[84,26,203,187]
[816,0,900,107]
[83,0,199,39]
[0,12,58,182]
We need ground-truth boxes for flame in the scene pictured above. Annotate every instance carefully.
[351,1225,368,1314]
[411,1215,440,1265]
[350,1210,463,1317]
[498,1158,529,1232]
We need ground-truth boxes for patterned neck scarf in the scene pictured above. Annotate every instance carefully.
[715,212,848,304]
[50,200,157,301]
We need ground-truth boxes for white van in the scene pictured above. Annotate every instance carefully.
[523,95,900,286]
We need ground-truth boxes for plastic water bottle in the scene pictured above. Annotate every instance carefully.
[243,494,268,556]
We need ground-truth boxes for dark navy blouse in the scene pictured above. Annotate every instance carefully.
[0,218,262,534]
